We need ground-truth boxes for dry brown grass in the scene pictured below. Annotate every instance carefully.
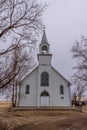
[0,102,87,130]
[0,101,11,107]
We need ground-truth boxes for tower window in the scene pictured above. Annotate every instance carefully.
[25,84,30,94]
[41,72,49,86]
[60,85,64,95]
[42,45,48,51]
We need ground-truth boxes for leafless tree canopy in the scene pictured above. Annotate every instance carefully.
[0,0,46,90]
[0,0,45,38]
[71,36,87,99]
[0,0,46,54]
[72,81,86,102]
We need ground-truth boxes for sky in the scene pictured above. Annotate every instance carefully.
[39,0,87,81]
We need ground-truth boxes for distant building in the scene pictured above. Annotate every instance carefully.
[18,30,71,107]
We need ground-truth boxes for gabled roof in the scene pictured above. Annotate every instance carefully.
[51,66,71,86]
[20,66,38,83]
[40,30,49,45]
[20,65,71,86]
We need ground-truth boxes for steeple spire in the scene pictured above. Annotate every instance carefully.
[39,30,50,54]
[41,30,48,44]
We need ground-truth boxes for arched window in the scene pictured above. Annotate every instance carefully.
[41,72,49,86]
[40,90,49,96]
[42,45,48,51]
[60,85,64,94]
[25,84,30,94]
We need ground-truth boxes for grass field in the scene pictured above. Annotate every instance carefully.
[0,101,11,107]
[0,102,87,130]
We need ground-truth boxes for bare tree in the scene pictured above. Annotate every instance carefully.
[0,0,46,54]
[0,44,34,89]
[1,43,36,107]
[71,36,87,100]
[72,81,86,102]
[10,45,36,107]
[0,0,45,38]
[0,0,46,89]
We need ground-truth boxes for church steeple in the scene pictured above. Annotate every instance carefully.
[38,30,52,65]
[41,30,48,44]
[39,30,50,54]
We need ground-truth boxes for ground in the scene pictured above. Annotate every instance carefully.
[0,102,87,130]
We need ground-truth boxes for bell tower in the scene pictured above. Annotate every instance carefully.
[38,30,52,65]
[37,30,52,107]
[39,30,50,54]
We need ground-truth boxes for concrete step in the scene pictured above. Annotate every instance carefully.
[11,106,81,112]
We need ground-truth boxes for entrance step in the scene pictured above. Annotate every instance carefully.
[11,106,81,112]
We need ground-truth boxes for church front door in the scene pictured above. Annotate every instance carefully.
[40,96,50,106]
[40,90,50,107]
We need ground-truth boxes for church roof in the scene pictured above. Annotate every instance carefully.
[40,30,49,45]
[20,66,38,83]
[20,65,71,86]
[51,66,71,86]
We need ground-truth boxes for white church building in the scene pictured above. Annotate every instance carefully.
[18,31,71,107]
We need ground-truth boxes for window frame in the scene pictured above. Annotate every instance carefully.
[60,85,64,95]
[42,45,48,51]
[25,84,30,94]
[41,71,49,86]
[40,90,50,96]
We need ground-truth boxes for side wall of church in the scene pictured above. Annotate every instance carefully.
[18,68,38,107]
